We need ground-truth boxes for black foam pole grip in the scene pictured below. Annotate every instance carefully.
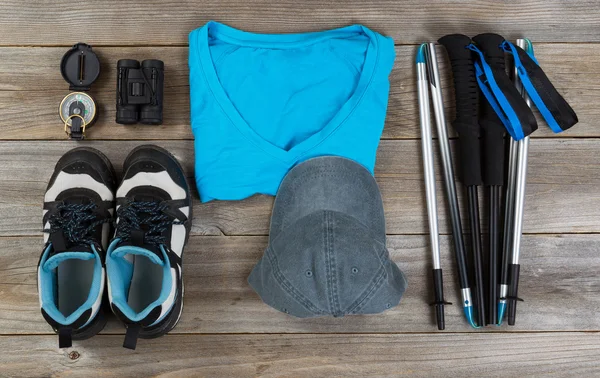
[457,135,481,187]
[473,33,506,69]
[438,34,482,186]
[507,263,521,326]
[480,122,505,185]
[473,33,506,186]
[438,34,480,126]
[432,268,447,330]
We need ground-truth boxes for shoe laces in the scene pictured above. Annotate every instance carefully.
[115,200,182,246]
[44,202,109,246]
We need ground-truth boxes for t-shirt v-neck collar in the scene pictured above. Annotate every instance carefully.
[195,21,380,164]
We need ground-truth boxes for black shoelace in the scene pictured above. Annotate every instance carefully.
[44,202,109,246]
[116,200,182,246]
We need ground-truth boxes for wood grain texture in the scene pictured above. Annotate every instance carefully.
[1,1,600,45]
[1,0,599,373]
[1,333,599,377]
[3,234,599,334]
[0,44,596,140]
[1,139,599,237]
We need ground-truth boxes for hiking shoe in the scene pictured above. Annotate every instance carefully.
[106,145,191,350]
[39,147,116,348]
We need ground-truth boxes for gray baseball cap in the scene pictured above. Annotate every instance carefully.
[248,156,407,318]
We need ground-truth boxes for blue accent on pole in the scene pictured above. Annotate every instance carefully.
[464,305,480,328]
[497,302,507,326]
[524,38,538,64]
[416,43,427,64]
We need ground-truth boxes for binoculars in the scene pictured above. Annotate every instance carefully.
[116,59,164,125]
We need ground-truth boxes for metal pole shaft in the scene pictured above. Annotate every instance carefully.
[498,137,517,322]
[426,43,475,326]
[467,185,485,326]
[418,46,447,331]
[417,61,441,270]
[511,137,529,264]
[507,38,532,325]
[488,185,500,325]
[511,38,532,266]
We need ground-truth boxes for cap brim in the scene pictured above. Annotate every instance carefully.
[270,156,385,242]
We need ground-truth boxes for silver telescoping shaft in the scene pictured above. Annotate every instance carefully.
[426,43,460,255]
[506,38,533,326]
[499,39,533,324]
[511,38,532,266]
[417,54,441,270]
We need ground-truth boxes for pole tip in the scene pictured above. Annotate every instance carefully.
[435,304,445,330]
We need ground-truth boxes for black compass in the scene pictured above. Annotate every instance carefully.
[59,43,100,140]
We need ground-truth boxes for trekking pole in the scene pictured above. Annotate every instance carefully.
[467,38,537,325]
[507,38,532,326]
[438,35,485,327]
[425,42,477,328]
[417,44,450,330]
[472,33,507,326]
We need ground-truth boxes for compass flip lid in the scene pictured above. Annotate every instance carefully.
[60,43,100,91]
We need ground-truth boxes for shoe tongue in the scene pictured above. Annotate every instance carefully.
[119,228,165,260]
[120,193,167,261]
[49,228,96,252]
[44,244,95,271]
[115,191,169,262]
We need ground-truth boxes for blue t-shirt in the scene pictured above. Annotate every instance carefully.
[189,21,395,202]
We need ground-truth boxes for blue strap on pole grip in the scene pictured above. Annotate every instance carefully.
[501,40,578,133]
[467,44,525,140]
[473,61,517,139]
[469,44,531,140]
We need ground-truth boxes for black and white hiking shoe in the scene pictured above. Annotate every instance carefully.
[39,147,116,348]
[106,145,191,350]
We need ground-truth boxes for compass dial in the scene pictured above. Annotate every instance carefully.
[59,92,97,126]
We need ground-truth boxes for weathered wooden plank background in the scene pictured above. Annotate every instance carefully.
[1,44,598,140]
[0,1,599,376]
[3,333,600,377]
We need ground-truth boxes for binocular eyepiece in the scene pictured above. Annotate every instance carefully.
[116,59,164,125]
